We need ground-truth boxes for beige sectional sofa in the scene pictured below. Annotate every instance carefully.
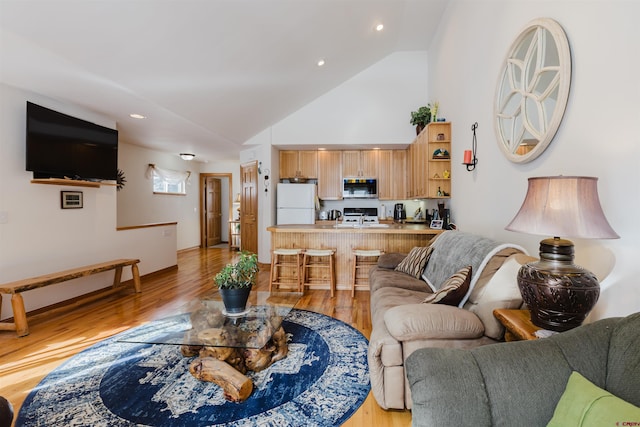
[367,230,534,410]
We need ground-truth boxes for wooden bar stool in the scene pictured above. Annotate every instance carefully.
[351,249,383,297]
[269,248,304,292]
[302,249,336,297]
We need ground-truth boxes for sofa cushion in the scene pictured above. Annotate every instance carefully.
[464,247,529,304]
[369,266,431,294]
[372,286,428,314]
[385,303,484,341]
[547,371,640,427]
[395,246,433,279]
[466,254,533,340]
[423,266,472,306]
[377,252,407,269]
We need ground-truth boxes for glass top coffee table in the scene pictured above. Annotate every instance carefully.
[119,290,302,349]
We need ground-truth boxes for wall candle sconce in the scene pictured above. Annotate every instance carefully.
[463,122,479,171]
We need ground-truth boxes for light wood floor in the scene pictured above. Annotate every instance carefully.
[0,247,411,427]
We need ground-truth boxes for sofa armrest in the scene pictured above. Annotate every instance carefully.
[384,304,485,341]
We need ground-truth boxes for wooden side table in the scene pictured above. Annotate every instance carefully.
[493,309,542,341]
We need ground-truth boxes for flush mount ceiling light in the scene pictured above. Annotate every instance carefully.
[180,153,195,161]
[317,59,325,67]
[129,113,146,119]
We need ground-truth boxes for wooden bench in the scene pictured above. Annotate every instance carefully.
[0,259,141,337]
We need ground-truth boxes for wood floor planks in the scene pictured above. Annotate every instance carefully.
[0,247,411,427]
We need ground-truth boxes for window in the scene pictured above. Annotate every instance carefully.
[148,164,190,195]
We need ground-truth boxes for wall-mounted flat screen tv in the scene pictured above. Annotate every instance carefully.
[26,101,118,181]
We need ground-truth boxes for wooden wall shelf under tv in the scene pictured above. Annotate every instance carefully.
[31,178,101,188]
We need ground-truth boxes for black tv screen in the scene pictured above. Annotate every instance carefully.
[26,101,118,181]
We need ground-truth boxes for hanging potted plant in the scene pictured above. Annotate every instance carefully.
[214,251,258,314]
[410,105,431,135]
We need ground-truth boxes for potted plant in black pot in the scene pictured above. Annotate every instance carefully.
[410,105,431,135]
[214,251,258,314]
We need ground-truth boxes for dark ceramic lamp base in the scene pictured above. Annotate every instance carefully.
[517,238,600,332]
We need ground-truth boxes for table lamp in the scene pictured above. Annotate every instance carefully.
[505,176,619,331]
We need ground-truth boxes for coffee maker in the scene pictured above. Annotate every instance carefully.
[393,203,406,222]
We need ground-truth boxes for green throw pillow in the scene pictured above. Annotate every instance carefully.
[547,371,640,427]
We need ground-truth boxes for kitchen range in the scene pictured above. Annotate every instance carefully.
[338,207,385,227]
[342,207,378,223]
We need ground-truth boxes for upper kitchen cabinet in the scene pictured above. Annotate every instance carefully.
[378,150,406,200]
[342,150,378,178]
[317,150,342,200]
[279,150,318,179]
[405,122,452,199]
[426,122,451,198]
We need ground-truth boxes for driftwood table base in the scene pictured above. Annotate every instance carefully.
[189,357,253,402]
[181,325,289,402]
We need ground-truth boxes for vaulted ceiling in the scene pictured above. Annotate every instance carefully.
[0,0,448,162]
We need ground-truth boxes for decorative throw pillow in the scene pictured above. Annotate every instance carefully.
[547,371,640,427]
[395,246,433,279]
[423,265,472,306]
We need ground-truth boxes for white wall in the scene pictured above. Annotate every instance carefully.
[0,83,177,320]
[247,51,429,147]
[117,143,203,250]
[116,145,241,249]
[429,0,640,321]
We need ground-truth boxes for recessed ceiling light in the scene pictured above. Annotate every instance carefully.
[129,113,146,119]
[317,59,325,67]
[376,23,384,32]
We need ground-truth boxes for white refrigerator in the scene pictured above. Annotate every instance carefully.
[277,183,316,225]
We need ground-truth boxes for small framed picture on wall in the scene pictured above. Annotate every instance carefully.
[430,219,443,229]
[61,191,83,209]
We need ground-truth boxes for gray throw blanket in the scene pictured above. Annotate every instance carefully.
[422,231,526,306]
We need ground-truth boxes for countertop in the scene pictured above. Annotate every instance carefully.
[267,223,442,235]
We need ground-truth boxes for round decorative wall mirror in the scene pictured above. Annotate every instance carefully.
[494,18,571,163]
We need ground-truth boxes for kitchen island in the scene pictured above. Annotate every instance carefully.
[267,224,442,291]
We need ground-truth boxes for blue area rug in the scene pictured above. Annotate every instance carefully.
[16,309,370,426]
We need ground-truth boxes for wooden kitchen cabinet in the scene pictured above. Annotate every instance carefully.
[317,150,342,200]
[406,122,452,199]
[378,150,406,200]
[342,150,378,178]
[408,134,426,198]
[279,150,318,179]
[426,122,452,199]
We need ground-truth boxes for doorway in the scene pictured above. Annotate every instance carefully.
[200,173,233,248]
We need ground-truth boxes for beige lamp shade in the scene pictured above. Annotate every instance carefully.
[506,176,619,240]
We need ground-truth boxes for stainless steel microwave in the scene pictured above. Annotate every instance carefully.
[343,178,377,199]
